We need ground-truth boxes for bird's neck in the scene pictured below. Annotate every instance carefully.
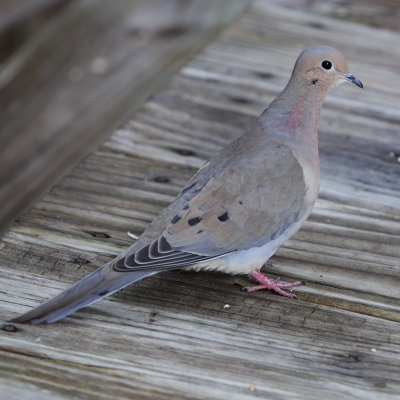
[259,79,328,153]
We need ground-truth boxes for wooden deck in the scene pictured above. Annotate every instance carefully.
[1,1,400,399]
[0,0,248,231]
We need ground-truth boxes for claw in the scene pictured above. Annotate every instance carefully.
[245,270,302,298]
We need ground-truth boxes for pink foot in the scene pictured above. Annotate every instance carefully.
[244,271,302,298]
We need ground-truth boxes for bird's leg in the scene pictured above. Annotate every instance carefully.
[244,270,302,298]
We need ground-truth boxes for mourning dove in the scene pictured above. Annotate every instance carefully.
[10,46,363,324]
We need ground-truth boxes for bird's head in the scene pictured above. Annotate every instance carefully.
[292,46,363,91]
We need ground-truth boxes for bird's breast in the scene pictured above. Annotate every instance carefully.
[289,145,320,207]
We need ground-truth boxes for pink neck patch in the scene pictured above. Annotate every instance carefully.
[286,99,304,129]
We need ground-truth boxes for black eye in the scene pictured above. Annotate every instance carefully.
[321,60,332,70]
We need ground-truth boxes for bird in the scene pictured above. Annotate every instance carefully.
[9,46,363,324]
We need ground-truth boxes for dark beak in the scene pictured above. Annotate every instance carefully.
[342,73,363,89]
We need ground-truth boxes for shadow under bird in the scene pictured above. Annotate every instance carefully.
[9,46,363,324]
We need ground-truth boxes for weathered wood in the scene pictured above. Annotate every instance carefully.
[1,0,400,399]
[0,0,249,231]
[287,0,400,32]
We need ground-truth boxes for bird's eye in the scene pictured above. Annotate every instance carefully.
[321,60,332,70]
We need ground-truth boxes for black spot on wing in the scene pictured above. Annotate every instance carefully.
[183,204,189,210]
[312,79,318,85]
[188,217,202,226]
[171,214,181,224]
[218,211,229,222]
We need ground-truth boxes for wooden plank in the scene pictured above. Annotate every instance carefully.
[1,0,400,399]
[0,0,249,231]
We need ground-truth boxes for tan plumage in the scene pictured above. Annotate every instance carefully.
[165,142,306,255]
[9,46,363,324]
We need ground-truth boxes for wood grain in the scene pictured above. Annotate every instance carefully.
[1,0,400,399]
[0,0,249,231]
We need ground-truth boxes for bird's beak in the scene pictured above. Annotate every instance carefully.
[339,72,363,88]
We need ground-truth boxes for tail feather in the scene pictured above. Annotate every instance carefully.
[9,261,154,324]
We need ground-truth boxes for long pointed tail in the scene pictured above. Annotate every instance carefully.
[9,261,154,324]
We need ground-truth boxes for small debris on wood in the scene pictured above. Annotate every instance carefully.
[85,231,111,239]
[74,257,91,265]
[154,176,170,183]
[68,66,84,82]
[2,324,19,333]
[90,57,110,75]
[175,148,195,156]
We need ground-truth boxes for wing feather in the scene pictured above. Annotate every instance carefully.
[113,236,226,272]
[112,140,308,274]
